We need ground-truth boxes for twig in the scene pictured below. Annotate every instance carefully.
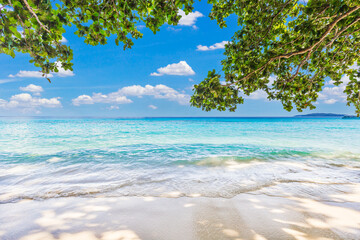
[22,0,50,33]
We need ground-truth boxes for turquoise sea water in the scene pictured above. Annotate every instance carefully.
[1,118,359,203]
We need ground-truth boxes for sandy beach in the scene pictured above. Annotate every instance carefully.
[1,186,359,240]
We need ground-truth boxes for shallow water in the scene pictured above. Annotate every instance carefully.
[1,118,359,203]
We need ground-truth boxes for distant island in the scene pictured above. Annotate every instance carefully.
[342,115,360,119]
[294,113,359,119]
[294,113,347,118]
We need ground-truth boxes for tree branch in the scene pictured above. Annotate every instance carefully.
[226,5,360,87]
[324,16,360,50]
[22,0,50,34]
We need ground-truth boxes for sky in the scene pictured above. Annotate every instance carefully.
[0,1,356,117]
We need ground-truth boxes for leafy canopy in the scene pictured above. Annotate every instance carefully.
[1,0,360,114]
[192,0,360,115]
[0,0,194,79]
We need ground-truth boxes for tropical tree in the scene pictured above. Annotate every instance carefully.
[0,0,194,79]
[1,0,360,114]
[191,0,360,115]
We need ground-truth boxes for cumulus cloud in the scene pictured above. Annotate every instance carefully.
[0,83,61,113]
[178,9,203,27]
[148,105,158,110]
[122,84,190,104]
[19,84,43,94]
[8,62,74,78]
[72,93,132,106]
[196,41,228,51]
[0,93,61,113]
[72,84,190,106]
[150,61,195,76]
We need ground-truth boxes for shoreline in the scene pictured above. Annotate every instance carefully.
[1,191,359,240]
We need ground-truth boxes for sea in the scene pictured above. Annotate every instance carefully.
[1,117,359,203]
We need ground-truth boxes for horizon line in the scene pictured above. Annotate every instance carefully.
[0,115,348,119]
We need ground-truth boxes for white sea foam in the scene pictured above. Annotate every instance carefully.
[47,157,63,163]
[0,153,359,203]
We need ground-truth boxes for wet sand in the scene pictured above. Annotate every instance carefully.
[1,189,359,240]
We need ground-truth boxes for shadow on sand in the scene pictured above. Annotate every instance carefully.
[0,183,359,240]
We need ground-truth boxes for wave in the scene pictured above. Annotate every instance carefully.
[2,144,359,166]
[1,178,355,204]
[1,155,359,204]
[1,143,360,204]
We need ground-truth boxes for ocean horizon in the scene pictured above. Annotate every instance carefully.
[0,115,353,119]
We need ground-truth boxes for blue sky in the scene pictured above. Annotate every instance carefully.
[0,1,356,117]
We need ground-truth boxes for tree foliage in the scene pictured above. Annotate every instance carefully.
[1,0,360,114]
[0,0,194,78]
[192,0,360,115]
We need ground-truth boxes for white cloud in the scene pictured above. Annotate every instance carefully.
[245,90,268,100]
[72,93,132,106]
[19,84,43,94]
[55,62,74,77]
[324,99,338,104]
[196,41,228,51]
[178,9,203,27]
[0,93,61,113]
[318,75,351,104]
[148,105,158,109]
[0,79,19,84]
[318,63,360,104]
[349,62,359,70]
[9,71,53,78]
[107,105,120,110]
[8,62,74,78]
[73,84,190,106]
[60,36,67,43]
[151,61,195,76]
[325,81,334,86]
[137,25,146,29]
[72,95,93,105]
[268,76,276,86]
[167,26,182,32]
[120,84,190,105]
